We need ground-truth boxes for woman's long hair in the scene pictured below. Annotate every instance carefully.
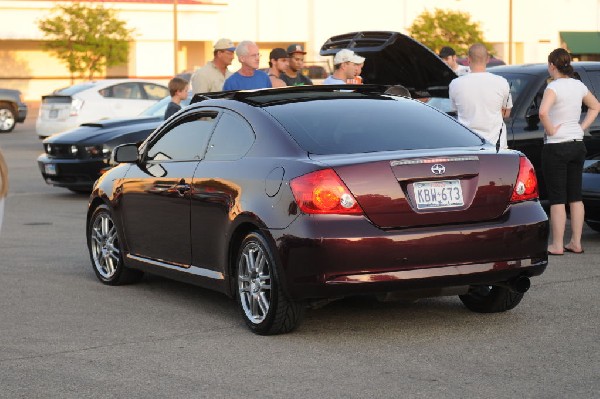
[548,48,574,77]
[0,149,8,198]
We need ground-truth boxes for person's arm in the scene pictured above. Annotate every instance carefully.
[581,90,600,131]
[539,88,560,136]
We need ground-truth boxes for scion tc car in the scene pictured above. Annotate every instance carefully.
[87,85,548,335]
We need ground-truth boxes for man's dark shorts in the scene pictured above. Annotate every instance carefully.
[541,140,586,205]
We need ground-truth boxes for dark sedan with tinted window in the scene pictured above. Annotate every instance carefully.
[87,85,548,335]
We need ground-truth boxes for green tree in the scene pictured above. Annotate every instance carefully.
[38,3,134,80]
[408,8,491,56]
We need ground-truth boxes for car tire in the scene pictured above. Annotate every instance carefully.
[235,232,304,335]
[585,220,600,233]
[87,204,143,285]
[459,285,524,313]
[0,105,16,133]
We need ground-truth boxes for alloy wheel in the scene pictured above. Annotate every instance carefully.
[90,211,121,279]
[238,241,272,324]
[0,108,15,132]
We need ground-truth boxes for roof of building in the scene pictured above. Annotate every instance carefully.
[38,0,216,4]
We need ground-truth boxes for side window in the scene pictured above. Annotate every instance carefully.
[204,112,255,161]
[103,83,143,99]
[583,70,600,112]
[143,83,170,100]
[146,113,217,161]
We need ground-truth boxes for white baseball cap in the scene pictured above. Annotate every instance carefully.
[334,49,365,65]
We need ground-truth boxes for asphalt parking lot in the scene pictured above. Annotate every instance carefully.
[0,110,599,398]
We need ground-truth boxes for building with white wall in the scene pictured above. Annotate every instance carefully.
[1,0,600,100]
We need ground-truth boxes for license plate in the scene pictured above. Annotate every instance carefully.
[49,109,58,119]
[414,180,464,209]
[44,164,57,176]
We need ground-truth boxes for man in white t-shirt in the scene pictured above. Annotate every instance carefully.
[449,43,512,149]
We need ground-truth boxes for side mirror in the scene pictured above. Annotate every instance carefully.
[113,144,139,163]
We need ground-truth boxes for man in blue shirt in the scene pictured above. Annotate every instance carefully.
[223,41,272,91]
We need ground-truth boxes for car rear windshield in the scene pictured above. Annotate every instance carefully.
[55,82,97,96]
[264,95,484,155]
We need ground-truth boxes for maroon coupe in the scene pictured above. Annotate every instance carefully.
[87,85,548,334]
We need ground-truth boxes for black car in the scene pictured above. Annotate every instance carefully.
[87,85,547,335]
[488,63,600,215]
[0,88,28,133]
[37,94,191,192]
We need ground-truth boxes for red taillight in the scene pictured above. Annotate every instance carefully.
[510,156,538,202]
[290,169,363,214]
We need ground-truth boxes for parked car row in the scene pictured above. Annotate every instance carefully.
[37,93,191,192]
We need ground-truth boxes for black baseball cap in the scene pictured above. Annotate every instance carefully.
[269,48,289,60]
[439,46,456,58]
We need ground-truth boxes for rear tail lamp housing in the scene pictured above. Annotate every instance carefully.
[70,97,84,116]
[290,169,363,214]
[511,156,538,202]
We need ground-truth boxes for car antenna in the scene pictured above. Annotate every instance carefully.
[496,82,512,153]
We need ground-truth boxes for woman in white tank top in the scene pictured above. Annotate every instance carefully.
[539,48,600,255]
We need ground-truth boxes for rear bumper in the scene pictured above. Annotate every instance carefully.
[271,201,549,300]
[37,153,109,191]
[35,118,78,138]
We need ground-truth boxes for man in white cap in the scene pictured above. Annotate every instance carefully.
[323,49,365,85]
[191,38,236,93]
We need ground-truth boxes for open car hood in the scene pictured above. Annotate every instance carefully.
[320,31,455,97]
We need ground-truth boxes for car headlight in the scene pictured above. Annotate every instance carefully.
[70,98,84,116]
[84,145,110,158]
